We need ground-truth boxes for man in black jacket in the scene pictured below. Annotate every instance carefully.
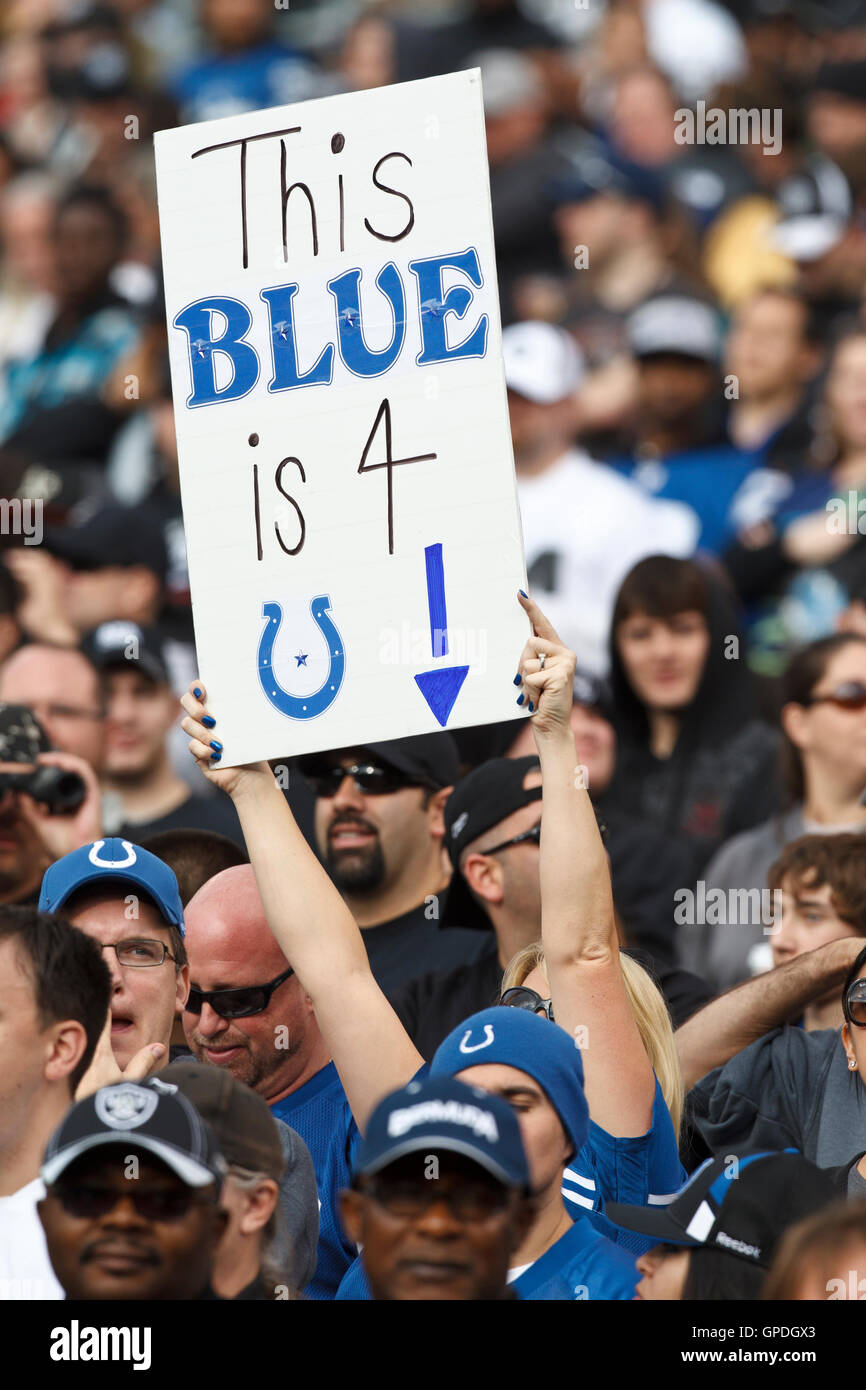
[389,754,710,1059]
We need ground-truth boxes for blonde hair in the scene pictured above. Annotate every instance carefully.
[501,943,684,1139]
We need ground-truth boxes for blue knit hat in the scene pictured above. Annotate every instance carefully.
[430,1006,589,1158]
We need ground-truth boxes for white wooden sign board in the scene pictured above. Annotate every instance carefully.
[155,69,528,766]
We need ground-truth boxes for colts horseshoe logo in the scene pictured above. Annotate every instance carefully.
[257,595,345,720]
[458,1024,496,1054]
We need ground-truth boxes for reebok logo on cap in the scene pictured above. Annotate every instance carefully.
[716,1231,761,1260]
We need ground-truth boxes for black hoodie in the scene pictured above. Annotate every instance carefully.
[604,569,781,878]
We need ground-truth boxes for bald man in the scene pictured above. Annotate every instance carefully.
[0,644,105,768]
[183,865,359,1300]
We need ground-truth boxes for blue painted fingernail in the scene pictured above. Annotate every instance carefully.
[210,752,222,763]
[513,673,522,686]
[209,740,222,752]
[528,701,534,712]
[517,694,525,705]
[193,687,202,699]
[202,715,216,728]
[519,589,528,598]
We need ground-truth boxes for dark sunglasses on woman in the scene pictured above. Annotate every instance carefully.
[500,985,555,1021]
[801,681,866,712]
[844,977,866,1028]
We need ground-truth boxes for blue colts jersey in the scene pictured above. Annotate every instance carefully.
[566,1078,686,1255]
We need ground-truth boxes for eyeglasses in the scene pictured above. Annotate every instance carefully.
[303,762,431,797]
[801,681,866,712]
[481,823,542,856]
[844,978,866,1027]
[184,965,295,1019]
[101,939,175,968]
[363,1175,510,1222]
[52,1183,213,1223]
[500,985,555,1021]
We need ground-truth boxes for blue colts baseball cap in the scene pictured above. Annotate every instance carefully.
[355,1075,530,1189]
[39,838,185,935]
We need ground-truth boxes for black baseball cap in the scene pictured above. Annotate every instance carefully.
[441,756,542,930]
[551,145,665,214]
[163,1061,319,1292]
[769,155,851,263]
[43,503,167,583]
[81,620,170,685]
[161,1062,285,1180]
[811,60,866,103]
[42,1078,226,1189]
[295,731,460,791]
[354,1074,529,1189]
[607,1150,836,1269]
[572,671,614,723]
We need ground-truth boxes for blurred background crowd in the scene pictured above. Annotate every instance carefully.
[4,0,866,993]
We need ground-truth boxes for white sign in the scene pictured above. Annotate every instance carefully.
[154,70,528,766]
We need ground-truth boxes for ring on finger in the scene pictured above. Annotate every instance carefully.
[538,653,546,670]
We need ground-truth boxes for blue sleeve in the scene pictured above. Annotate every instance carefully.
[575,1078,685,1232]
[334,1255,372,1301]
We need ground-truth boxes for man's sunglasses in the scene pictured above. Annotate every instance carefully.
[482,823,542,856]
[52,1184,213,1223]
[500,985,555,1021]
[801,681,866,712]
[362,1174,510,1222]
[481,815,606,857]
[184,965,295,1019]
[302,761,433,798]
[844,978,866,1027]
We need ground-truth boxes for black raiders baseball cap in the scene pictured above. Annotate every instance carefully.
[42,1079,227,1189]
[441,756,542,930]
[607,1150,836,1268]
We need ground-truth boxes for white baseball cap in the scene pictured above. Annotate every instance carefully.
[502,321,585,404]
[627,295,721,364]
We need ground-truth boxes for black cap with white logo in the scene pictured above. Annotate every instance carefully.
[441,756,542,930]
[81,621,170,685]
[42,1079,227,1190]
[607,1150,835,1268]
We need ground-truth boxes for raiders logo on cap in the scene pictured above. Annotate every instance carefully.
[95,1083,159,1131]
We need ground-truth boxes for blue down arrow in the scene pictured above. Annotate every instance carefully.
[414,543,468,726]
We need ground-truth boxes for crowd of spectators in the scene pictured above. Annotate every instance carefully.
[5,0,866,1306]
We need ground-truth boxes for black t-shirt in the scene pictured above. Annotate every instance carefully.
[119,790,245,850]
[389,937,502,1060]
[389,939,712,1062]
[362,901,489,996]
